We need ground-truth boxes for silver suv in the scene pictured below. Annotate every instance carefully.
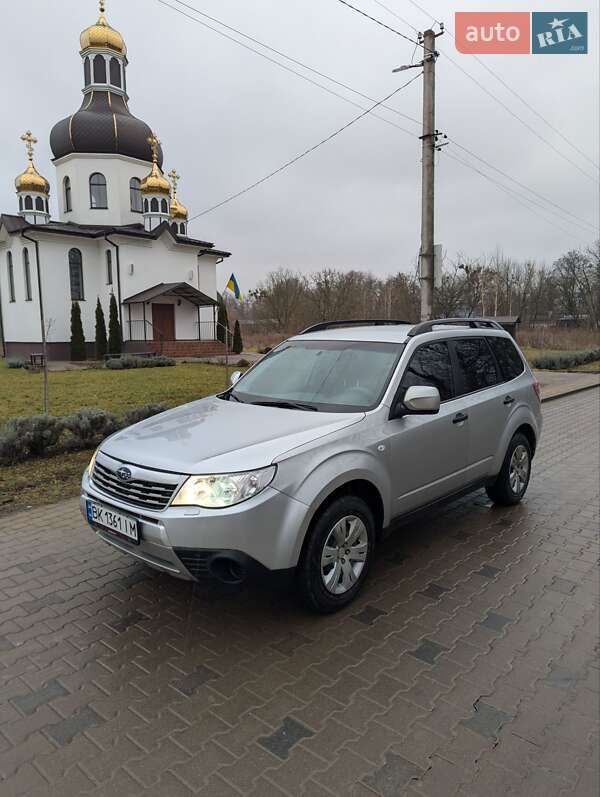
[81,318,542,613]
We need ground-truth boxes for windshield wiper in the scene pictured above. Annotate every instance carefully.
[250,400,319,412]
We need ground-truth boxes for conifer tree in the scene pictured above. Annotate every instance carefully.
[94,298,107,360]
[108,293,122,354]
[70,301,86,360]
[232,319,243,354]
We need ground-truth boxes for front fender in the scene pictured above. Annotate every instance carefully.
[490,404,541,475]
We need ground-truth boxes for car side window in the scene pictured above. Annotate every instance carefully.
[399,341,454,402]
[452,337,500,395]
[487,336,525,381]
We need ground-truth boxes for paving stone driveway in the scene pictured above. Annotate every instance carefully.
[0,389,598,797]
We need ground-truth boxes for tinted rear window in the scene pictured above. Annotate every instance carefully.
[452,338,500,395]
[400,341,454,402]
[488,336,525,381]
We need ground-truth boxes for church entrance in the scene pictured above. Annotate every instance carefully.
[151,303,175,340]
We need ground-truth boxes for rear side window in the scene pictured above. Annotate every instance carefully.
[452,338,499,395]
[400,342,454,402]
[488,336,525,381]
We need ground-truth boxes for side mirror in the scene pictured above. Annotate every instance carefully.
[393,385,440,417]
[230,370,242,386]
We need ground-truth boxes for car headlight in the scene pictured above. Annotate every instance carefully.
[87,447,99,476]
[171,466,276,508]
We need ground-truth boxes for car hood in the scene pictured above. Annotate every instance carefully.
[101,396,364,474]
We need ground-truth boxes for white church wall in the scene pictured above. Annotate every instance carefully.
[54,153,150,227]
[0,245,41,343]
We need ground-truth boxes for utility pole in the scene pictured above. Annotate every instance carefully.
[419,29,437,322]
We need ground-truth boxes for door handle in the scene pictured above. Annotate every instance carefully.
[503,395,515,405]
[452,412,469,424]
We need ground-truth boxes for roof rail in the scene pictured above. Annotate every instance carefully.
[407,317,504,337]
[300,319,412,335]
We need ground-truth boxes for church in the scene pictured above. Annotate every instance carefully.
[0,1,230,360]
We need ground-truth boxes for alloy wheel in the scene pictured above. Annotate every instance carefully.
[320,515,368,595]
[509,444,529,494]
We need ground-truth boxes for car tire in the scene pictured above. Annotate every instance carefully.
[297,495,375,614]
[486,432,532,506]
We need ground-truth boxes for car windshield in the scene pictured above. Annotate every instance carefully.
[229,339,404,412]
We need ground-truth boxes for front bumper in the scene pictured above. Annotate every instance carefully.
[80,460,309,581]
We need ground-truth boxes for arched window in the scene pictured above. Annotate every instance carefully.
[106,250,113,285]
[109,57,122,87]
[180,223,186,234]
[84,57,91,86]
[144,198,149,213]
[18,196,23,211]
[7,252,15,302]
[93,54,106,83]
[24,196,33,210]
[45,199,49,213]
[89,173,107,209]
[64,176,72,212]
[23,249,32,301]
[129,177,142,212]
[160,198,168,214]
[35,196,44,211]
[171,223,178,234]
[68,248,84,301]
[150,197,159,213]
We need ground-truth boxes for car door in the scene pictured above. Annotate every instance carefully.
[387,340,470,517]
[448,336,506,481]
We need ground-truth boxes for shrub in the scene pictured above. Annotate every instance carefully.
[236,358,251,367]
[122,402,168,427]
[70,301,86,361]
[0,415,64,465]
[108,293,122,355]
[63,407,119,448]
[260,346,272,355]
[232,319,243,354]
[217,295,230,347]
[7,358,25,369]
[95,298,108,360]
[105,355,176,370]
[531,348,600,370]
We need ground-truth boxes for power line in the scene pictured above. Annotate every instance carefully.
[443,151,587,242]
[335,0,422,47]
[157,0,419,134]
[390,0,599,174]
[188,72,423,220]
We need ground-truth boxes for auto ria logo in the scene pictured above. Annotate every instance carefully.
[455,11,587,55]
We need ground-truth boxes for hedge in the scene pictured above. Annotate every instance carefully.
[106,355,176,369]
[0,402,168,466]
[531,348,600,371]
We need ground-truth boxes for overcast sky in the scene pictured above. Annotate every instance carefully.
[1,0,598,291]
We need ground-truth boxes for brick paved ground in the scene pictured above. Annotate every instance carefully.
[0,389,598,797]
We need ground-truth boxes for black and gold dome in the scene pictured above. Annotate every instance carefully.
[50,1,162,166]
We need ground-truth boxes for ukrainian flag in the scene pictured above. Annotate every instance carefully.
[226,273,243,301]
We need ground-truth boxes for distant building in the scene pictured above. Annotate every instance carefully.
[0,1,230,359]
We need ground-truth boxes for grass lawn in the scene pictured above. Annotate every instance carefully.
[0,361,230,425]
[0,361,230,513]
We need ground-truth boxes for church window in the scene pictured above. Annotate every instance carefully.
[130,177,142,212]
[45,199,49,213]
[93,54,106,83]
[7,252,15,302]
[106,250,113,285]
[180,223,186,234]
[109,57,122,88]
[24,196,33,210]
[171,223,177,234]
[84,57,91,86]
[144,198,149,213]
[64,176,72,212]
[90,173,108,209]
[23,249,32,301]
[69,248,84,301]
[160,198,168,214]
[18,196,23,211]
[150,198,159,213]
[35,197,44,211]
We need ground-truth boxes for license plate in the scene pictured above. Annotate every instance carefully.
[86,500,139,544]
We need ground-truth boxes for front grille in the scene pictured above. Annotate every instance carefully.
[174,549,211,578]
[92,461,178,511]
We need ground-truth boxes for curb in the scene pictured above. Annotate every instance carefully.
[541,382,600,403]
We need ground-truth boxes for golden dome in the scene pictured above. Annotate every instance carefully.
[141,162,171,196]
[170,196,188,220]
[168,169,188,219]
[15,131,50,195]
[80,1,126,56]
